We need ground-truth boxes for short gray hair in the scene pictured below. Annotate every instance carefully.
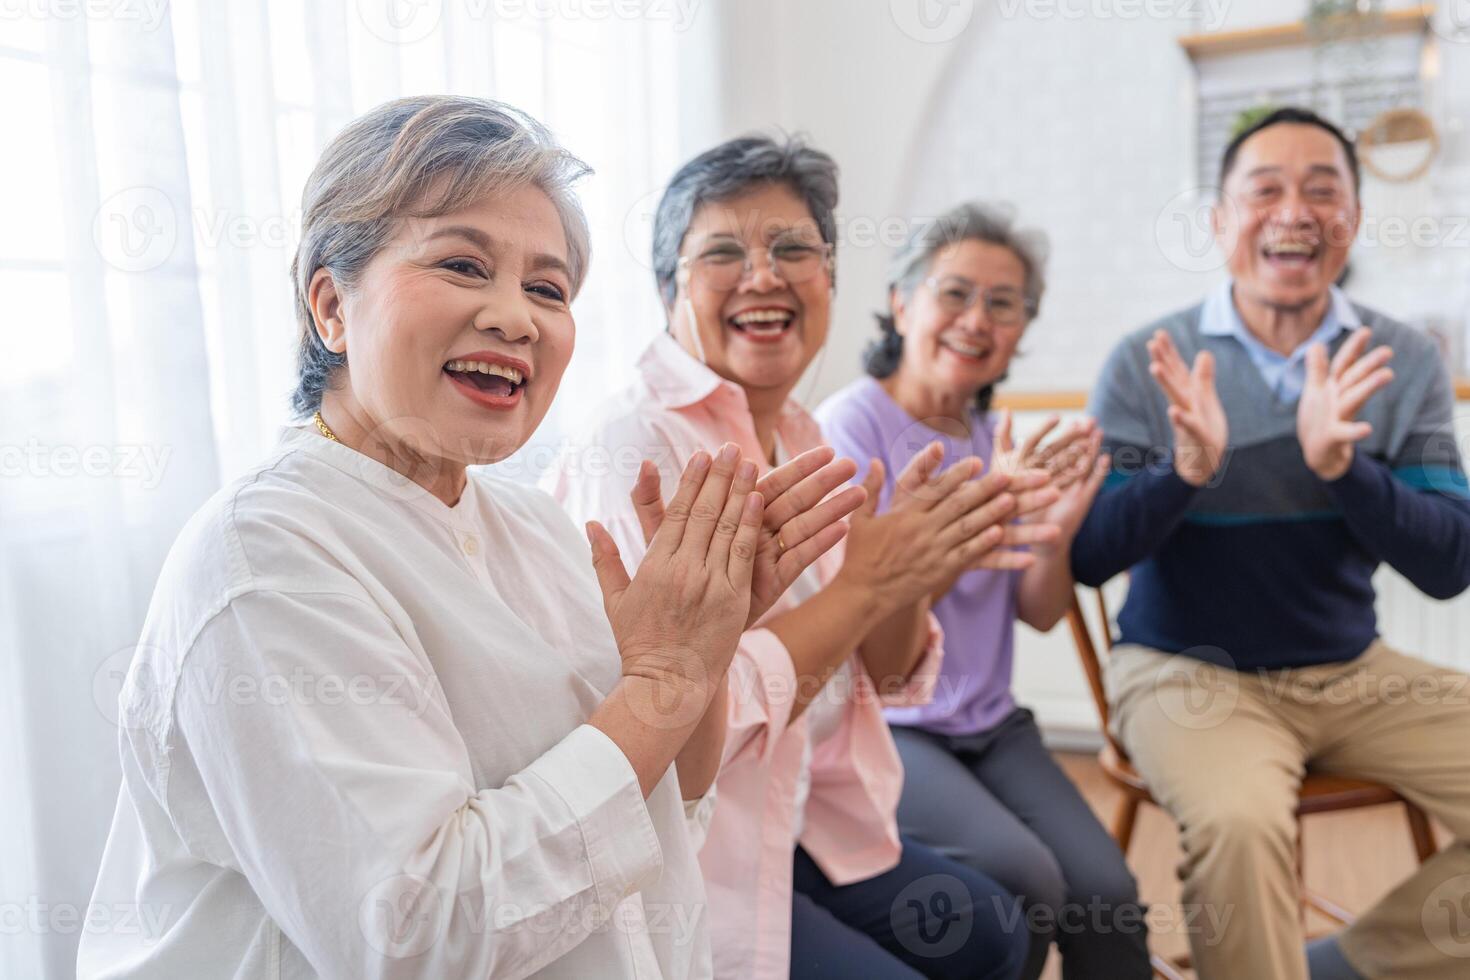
[651,135,839,307]
[288,95,592,417]
[864,201,1049,409]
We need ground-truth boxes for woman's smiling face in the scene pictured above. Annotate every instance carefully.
[891,239,1031,399]
[668,182,832,398]
[319,183,575,467]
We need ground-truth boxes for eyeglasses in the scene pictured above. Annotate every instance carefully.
[925,276,1033,326]
[679,239,834,292]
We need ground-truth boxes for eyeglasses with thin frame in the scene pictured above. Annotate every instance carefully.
[678,238,834,292]
[925,275,1033,326]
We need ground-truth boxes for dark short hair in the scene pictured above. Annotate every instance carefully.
[1219,106,1360,192]
[651,135,839,307]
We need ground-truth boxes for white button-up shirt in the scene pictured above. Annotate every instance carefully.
[78,425,713,979]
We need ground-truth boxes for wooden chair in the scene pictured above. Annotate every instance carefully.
[1064,587,1440,980]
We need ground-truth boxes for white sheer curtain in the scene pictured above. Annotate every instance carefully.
[0,3,687,974]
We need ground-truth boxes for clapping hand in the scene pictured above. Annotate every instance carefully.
[1147,330,1229,487]
[625,445,868,627]
[994,409,1109,545]
[1297,327,1394,481]
[586,445,762,702]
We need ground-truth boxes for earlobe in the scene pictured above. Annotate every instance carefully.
[309,268,347,354]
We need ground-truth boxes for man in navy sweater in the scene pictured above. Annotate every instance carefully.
[1073,107,1470,980]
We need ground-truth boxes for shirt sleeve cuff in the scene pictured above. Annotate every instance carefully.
[521,724,664,908]
[1324,449,1387,505]
[722,627,799,764]
[682,788,716,851]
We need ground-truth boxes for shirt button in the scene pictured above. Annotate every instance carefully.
[462,536,479,556]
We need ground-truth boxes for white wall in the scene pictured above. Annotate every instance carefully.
[692,0,1470,398]
[895,6,1208,392]
[685,0,959,401]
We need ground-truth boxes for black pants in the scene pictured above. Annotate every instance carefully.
[891,709,1152,980]
[790,838,1027,980]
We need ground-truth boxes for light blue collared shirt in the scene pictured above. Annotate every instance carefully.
[1199,280,1360,403]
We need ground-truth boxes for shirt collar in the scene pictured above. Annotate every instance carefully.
[635,331,732,410]
[1200,279,1360,347]
[279,424,481,531]
[633,330,820,447]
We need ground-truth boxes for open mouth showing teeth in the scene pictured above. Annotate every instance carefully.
[1262,241,1319,264]
[444,358,526,398]
[728,308,795,337]
[941,338,991,360]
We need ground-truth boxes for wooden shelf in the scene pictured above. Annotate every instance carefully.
[1178,5,1432,60]
[992,390,1090,412]
[995,378,1470,412]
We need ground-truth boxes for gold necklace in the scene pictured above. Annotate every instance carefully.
[312,411,339,442]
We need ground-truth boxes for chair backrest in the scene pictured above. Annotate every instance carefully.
[1063,587,1131,762]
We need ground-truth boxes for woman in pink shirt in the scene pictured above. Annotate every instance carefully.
[550,137,1051,980]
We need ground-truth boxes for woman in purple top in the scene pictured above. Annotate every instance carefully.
[815,202,1150,980]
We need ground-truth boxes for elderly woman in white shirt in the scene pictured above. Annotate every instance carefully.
[78,96,861,979]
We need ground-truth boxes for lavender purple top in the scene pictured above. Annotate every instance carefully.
[815,376,1020,737]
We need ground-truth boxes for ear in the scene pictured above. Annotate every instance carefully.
[668,293,691,343]
[665,265,688,316]
[309,267,347,354]
[1209,198,1227,240]
[666,265,689,324]
[1345,199,1363,241]
[667,268,706,359]
[889,285,910,338]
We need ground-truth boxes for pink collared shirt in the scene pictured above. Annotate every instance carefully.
[545,332,942,980]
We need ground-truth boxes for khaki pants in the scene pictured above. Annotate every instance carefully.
[1106,639,1470,980]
